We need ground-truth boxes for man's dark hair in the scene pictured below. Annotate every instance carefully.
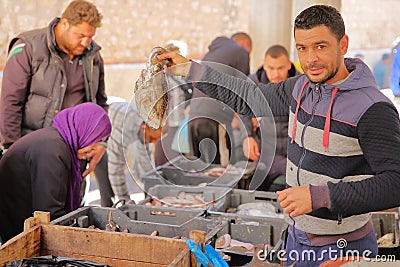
[62,0,103,27]
[231,32,252,47]
[265,45,289,59]
[294,5,345,42]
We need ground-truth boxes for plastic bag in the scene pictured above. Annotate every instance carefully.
[185,240,228,267]
[171,116,190,154]
[6,255,111,267]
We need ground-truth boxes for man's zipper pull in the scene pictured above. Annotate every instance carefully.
[338,213,343,225]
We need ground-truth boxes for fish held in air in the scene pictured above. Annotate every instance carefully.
[134,47,171,129]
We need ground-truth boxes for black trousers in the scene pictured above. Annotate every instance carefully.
[256,155,287,191]
[188,118,232,164]
[80,152,114,207]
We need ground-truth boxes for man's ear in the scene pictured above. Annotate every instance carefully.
[340,34,349,55]
[59,18,70,30]
[287,60,292,71]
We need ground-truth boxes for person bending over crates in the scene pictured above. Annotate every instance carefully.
[0,103,111,243]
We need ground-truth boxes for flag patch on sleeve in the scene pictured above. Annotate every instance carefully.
[7,43,26,61]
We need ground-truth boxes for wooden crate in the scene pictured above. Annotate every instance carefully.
[0,212,191,267]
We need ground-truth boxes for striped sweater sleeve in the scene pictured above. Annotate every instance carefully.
[328,102,400,215]
[187,62,296,118]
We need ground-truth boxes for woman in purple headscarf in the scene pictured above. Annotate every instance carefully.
[0,103,111,243]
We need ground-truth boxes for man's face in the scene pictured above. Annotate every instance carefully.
[144,126,162,144]
[295,25,348,84]
[58,19,96,57]
[263,54,292,83]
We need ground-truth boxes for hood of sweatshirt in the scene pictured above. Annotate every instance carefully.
[291,57,390,151]
[207,36,233,51]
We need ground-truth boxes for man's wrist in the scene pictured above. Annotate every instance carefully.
[310,185,331,210]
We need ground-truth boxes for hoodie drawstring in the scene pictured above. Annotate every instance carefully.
[291,82,339,152]
[291,81,309,143]
[322,87,339,151]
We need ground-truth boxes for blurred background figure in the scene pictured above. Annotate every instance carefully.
[390,40,400,99]
[154,40,193,166]
[246,44,299,191]
[355,53,365,60]
[107,101,163,203]
[373,53,390,89]
[107,101,141,204]
[129,122,162,186]
[355,53,371,70]
[188,32,252,166]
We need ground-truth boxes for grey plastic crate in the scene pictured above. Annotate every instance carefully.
[217,189,283,214]
[141,156,245,191]
[205,189,287,261]
[140,184,232,211]
[211,189,285,244]
[204,211,287,266]
[51,205,226,240]
[208,211,287,248]
[372,211,400,248]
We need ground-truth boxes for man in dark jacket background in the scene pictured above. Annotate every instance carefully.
[245,44,300,191]
[188,32,252,165]
[0,0,114,206]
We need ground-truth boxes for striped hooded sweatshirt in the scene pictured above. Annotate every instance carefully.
[187,57,400,235]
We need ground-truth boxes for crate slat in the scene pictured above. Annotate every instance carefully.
[41,224,188,265]
[0,226,41,266]
[0,215,191,267]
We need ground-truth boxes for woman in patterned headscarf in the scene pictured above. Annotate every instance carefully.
[0,103,111,243]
